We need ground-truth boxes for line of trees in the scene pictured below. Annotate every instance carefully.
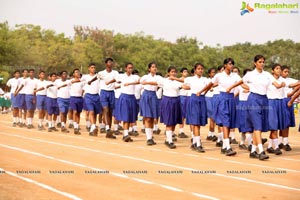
[1,21,299,84]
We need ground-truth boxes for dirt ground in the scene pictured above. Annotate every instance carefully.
[0,112,300,200]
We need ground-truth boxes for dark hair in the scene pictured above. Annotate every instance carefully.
[208,67,216,74]
[72,68,80,74]
[232,67,240,73]
[60,70,68,76]
[194,62,204,70]
[254,55,265,62]
[190,69,194,74]
[39,70,45,74]
[217,65,224,71]
[224,58,235,65]
[105,58,114,63]
[14,70,20,74]
[118,71,124,74]
[148,62,156,69]
[28,69,35,73]
[132,69,139,75]
[156,72,163,77]
[167,66,177,73]
[272,63,281,71]
[243,68,252,76]
[50,73,57,77]
[22,69,28,73]
[281,65,289,71]
[88,63,96,67]
[125,62,133,68]
[180,67,188,73]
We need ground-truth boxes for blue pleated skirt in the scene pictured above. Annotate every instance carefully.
[140,90,159,118]
[160,96,182,126]
[117,94,138,123]
[186,94,207,126]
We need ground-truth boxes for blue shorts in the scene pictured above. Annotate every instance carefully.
[46,97,59,115]
[17,94,26,110]
[100,90,115,109]
[25,94,36,111]
[70,96,83,113]
[57,98,70,114]
[11,93,18,108]
[36,95,47,110]
[84,93,102,114]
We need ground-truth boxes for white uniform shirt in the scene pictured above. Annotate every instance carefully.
[70,79,85,97]
[98,70,119,91]
[17,77,26,94]
[179,77,189,96]
[22,78,38,95]
[212,71,241,93]
[36,80,48,95]
[238,86,250,101]
[267,77,285,99]
[184,76,208,95]
[243,69,273,95]
[282,77,299,98]
[159,78,183,97]
[205,77,214,97]
[117,73,140,95]
[140,74,163,91]
[6,78,19,94]
[81,74,100,95]
[184,76,194,96]
[56,79,71,99]
[46,81,58,98]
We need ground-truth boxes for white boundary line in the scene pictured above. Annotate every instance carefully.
[0,167,82,200]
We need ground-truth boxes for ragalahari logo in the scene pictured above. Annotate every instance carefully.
[240,2,254,15]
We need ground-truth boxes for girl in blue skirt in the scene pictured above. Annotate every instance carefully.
[140,62,163,145]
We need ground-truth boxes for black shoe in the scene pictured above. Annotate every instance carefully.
[129,131,139,136]
[13,122,17,127]
[216,141,223,147]
[141,128,145,133]
[196,146,205,153]
[211,135,218,142]
[249,151,259,159]
[248,144,252,152]
[27,124,34,129]
[206,136,213,141]
[221,148,226,154]
[190,138,193,143]
[231,139,238,144]
[113,130,122,135]
[89,132,96,136]
[190,143,197,150]
[57,122,62,128]
[274,148,282,155]
[262,138,268,145]
[100,128,106,133]
[123,135,133,142]
[74,128,81,135]
[178,132,188,138]
[267,147,275,154]
[147,139,156,146]
[165,141,176,149]
[68,124,74,129]
[278,143,284,149]
[239,144,248,150]
[61,127,70,133]
[89,128,98,136]
[86,126,91,132]
[172,135,177,142]
[118,125,124,130]
[226,148,237,156]
[258,151,269,160]
[153,129,160,135]
[106,132,116,139]
[283,144,292,151]
[52,127,59,132]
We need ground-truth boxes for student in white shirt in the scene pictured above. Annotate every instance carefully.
[140,62,163,146]
[112,77,122,135]
[228,55,284,160]
[14,69,28,127]
[279,65,300,151]
[116,62,140,142]
[56,71,71,133]
[46,73,59,132]
[34,71,48,130]
[15,69,37,128]
[185,63,209,153]
[6,70,20,126]
[153,72,163,135]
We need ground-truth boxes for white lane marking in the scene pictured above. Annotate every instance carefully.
[192,192,220,200]
[0,167,82,200]
[1,132,299,173]
[0,144,219,200]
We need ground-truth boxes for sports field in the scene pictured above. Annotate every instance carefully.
[0,113,299,200]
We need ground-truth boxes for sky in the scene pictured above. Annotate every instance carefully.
[0,0,300,46]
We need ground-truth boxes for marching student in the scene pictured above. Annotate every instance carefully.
[14,69,28,127]
[35,71,48,131]
[200,59,240,156]
[83,63,102,137]
[153,72,163,135]
[279,65,300,150]
[159,66,188,149]
[185,68,195,144]
[116,63,140,142]
[178,67,189,138]
[56,71,71,133]
[46,73,59,132]
[6,70,20,126]
[14,69,37,129]
[112,75,122,135]
[69,69,85,135]
[205,67,218,142]
[140,62,163,145]
[227,55,283,160]
[266,63,287,155]
[185,63,208,153]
